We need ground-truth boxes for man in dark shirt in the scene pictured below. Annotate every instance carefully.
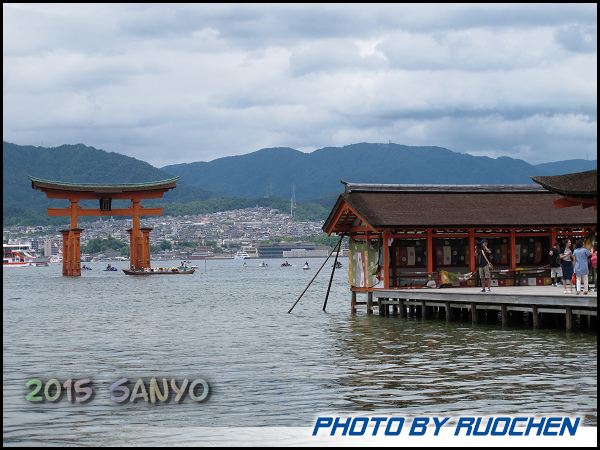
[548,241,562,286]
[477,239,493,292]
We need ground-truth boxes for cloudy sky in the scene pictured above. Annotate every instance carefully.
[3,3,597,168]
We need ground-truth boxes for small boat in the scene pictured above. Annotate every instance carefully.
[334,261,343,269]
[81,265,92,270]
[234,251,251,259]
[303,262,310,270]
[258,261,268,267]
[104,267,118,271]
[281,261,292,267]
[122,268,196,275]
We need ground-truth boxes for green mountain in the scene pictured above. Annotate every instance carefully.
[4,141,596,227]
[162,143,597,201]
[2,141,216,226]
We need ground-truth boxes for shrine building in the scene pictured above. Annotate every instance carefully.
[322,178,597,292]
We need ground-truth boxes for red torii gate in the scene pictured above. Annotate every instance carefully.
[29,176,177,276]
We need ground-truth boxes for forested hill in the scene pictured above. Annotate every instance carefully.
[3,141,331,226]
[4,141,596,227]
[3,142,216,226]
[162,143,597,201]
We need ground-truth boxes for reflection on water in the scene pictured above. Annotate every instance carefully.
[329,315,596,422]
[3,259,597,445]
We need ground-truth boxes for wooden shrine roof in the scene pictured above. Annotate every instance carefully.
[323,181,598,234]
[530,169,597,198]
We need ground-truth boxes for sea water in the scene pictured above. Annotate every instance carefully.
[3,259,597,445]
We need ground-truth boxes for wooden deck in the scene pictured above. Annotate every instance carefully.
[351,285,597,331]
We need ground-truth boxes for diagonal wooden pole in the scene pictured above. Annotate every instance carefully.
[323,234,345,311]
[288,234,345,314]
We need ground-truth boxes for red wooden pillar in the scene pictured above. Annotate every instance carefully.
[468,228,476,273]
[130,199,141,270]
[60,229,70,276]
[140,227,152,269]
[71,228,83,276]
[65,199,80,276]
[509,228,517,271]
[69,199,79,229]
[550,227,557,248]
[426,228,434,275]
[382,229,390,288]
[126,229,135,270]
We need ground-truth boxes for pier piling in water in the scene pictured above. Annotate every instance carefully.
[350,286,596,331]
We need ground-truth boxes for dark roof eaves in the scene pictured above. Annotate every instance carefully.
[28,175,178,191]
[344,183,547,194]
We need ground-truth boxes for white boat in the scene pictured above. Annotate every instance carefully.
[234,251,251,259]
[303,262,310,270]
[50,255,63,264]
[190,252,214,259]
[3,243,39,267]
[258,261,268,267]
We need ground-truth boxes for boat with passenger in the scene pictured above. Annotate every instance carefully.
[123,266,196,275]
[234,251,251,259]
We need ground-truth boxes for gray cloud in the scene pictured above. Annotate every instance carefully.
[3,3,597,168]
[554,24,597,53]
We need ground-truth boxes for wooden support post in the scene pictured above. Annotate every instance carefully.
[382,230,390,289]
[367,291,373,314]
[60,229,69,276]
[399,299,406,318]
[72,228,83,277]
[377,298,383,316]
[351,291,357,314]
[68,231,75,276]
[510,228,517,272]
[323,234,344,311]
[469,228,476,273]
[69,199,79,229]
[471,302,477,325]
[532,305,540,330]
[427,228,434,275]
[565,306,573,332]
[140,227,152,269]
[501,304,508,327]
[446,301,453,322]
[421,300,428,319]
[130,199,141,270]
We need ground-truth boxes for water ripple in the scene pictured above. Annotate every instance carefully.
[3,260,597,445]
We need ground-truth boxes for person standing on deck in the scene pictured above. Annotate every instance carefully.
[476,239,493,292]
[573,239,590,295]
[560,238,574,294]
[549,241,562,286]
